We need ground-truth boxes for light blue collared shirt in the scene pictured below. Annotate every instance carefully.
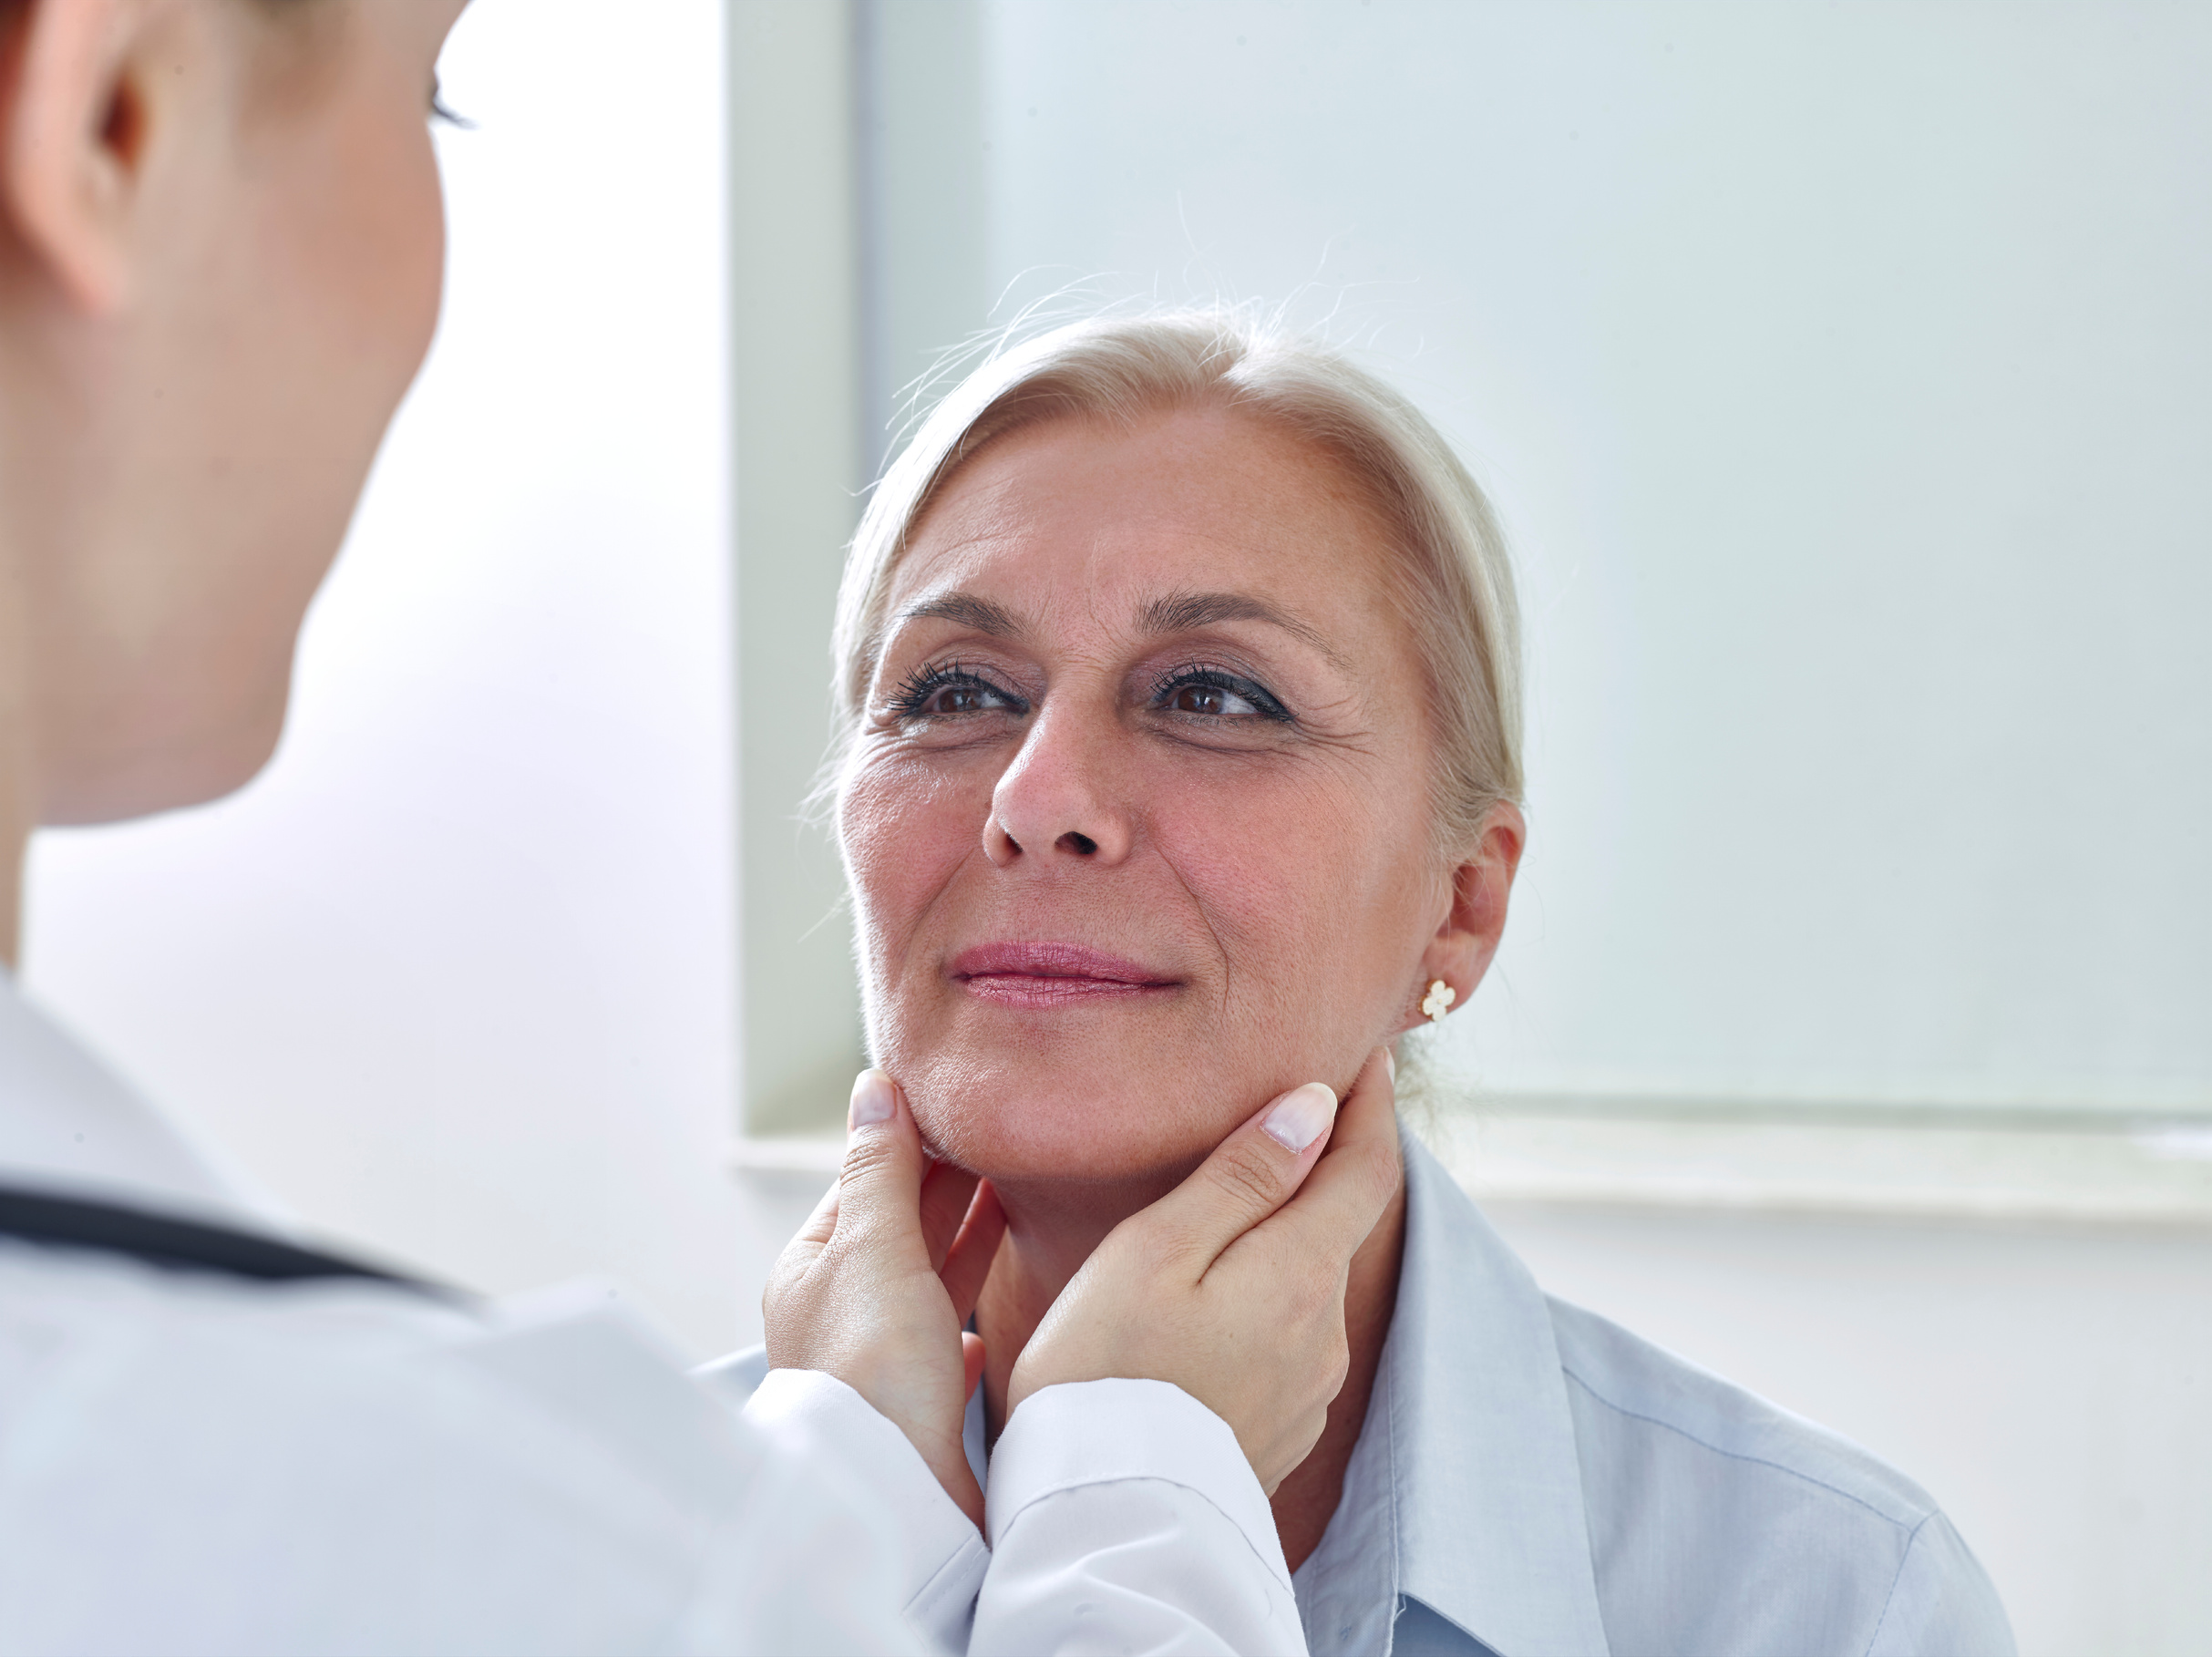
[717,1125,2015,1657]
[1291,1128,2016,1657]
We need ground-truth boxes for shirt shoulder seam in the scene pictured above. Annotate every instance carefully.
[1859,1512,1938,1657]
[1559,1363,1928,1532]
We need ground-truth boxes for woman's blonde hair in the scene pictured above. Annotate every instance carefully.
[829,309,1524,849]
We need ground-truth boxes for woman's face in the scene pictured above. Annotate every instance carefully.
[841,406,1468,1190]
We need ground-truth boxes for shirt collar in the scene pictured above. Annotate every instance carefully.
[1295,1125,1611,1657]
[0,968,273,1228]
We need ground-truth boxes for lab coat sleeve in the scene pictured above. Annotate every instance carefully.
[0,1261,942,1657]
[744,1369,991,1652]
[975,1378,1309,1657]
[746,1371,1308,1656]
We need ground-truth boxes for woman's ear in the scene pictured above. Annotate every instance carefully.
[2,0,182,314]
[1409,801,1526,1029]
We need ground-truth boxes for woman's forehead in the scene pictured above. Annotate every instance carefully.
[886,407,1398,635]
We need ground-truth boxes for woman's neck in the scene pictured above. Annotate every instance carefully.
[977,1151,1409,1573]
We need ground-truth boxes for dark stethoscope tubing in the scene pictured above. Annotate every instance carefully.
[0,1184,446,1297]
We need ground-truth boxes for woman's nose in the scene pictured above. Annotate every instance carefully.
[983,707,1135,869]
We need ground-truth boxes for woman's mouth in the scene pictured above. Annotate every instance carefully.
[948,942,1180,1009]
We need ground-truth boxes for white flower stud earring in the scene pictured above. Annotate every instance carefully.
[1421,979,1456,1024]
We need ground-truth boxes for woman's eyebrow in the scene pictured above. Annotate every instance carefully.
[895,592,1027,638]
[1137,590,1347,670]
[893,587,1346,670]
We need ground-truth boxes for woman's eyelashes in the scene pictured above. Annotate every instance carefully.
[884,662,1031,725]
[878,657,1297,737]
[1147,664,1296,726]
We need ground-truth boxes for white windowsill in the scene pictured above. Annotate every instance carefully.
[729,1102,2212,1225]
[727,1135,846,1175]
[1419,1099,2212,1226]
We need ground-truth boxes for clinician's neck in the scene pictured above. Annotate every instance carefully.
[978,1159,1409,1574]
[0,791,22,973]
[0,647,32,973]
[0,287,64,974]
[0,278,109,976]
[0,468,36,974]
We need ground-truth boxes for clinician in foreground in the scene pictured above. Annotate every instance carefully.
[0,1,1393,1651]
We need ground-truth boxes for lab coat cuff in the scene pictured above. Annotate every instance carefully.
[986,1376,1292,1593]
[743,1368,986,1632]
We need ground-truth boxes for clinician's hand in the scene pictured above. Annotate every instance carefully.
[763,1071,1004,1528]
[1008,1047,1402,1495]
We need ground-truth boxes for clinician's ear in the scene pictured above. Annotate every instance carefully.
[1404,801,1526,1033]
[2,0,179,314]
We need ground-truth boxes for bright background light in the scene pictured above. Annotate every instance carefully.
[24,0,766,1357]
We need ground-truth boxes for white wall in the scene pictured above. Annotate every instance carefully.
[727,3,872,1138]
[866,0,2212,1117]
[24,0,761,1359]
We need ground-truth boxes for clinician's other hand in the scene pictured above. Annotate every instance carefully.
[1008,1047,1401,1495]
[764,1071,1004,1528]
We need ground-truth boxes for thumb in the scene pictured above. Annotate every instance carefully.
[831,1069,930,1255]
[1134,1082,1339,1272]
[1245,1045,1402,1270]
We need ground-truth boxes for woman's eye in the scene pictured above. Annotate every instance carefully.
[925,682,1007,715]
[1167,683,1240,716]
[887,665,1027,724]
[1153,669,1291,724]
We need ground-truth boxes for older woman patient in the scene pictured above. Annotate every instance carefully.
[737,312,2014,1656]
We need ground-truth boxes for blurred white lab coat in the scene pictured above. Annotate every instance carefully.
[0,974,1304,1656]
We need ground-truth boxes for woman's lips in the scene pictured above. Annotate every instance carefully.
[949,942,1179,1009]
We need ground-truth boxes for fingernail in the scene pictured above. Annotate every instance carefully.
[849,1070,895,1129]
[1262,1083,1337,1153]
[1384,1047,1396,1083]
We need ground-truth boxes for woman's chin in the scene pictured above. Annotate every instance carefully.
[904,1072,1239,1194]
[879,1012,1354,1193]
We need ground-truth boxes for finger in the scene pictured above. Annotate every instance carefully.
[762,1170,842,1367]
[962,1332,987,1404]
[1252,1046,1403,1267]
[789,1168,843,1253]
[831,1069,931,1260]
[1127,1080,1341,1271]
[918,1159,983,1273]
[940,1178,1007,1323]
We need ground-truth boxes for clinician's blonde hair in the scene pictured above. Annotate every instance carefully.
[829,309,1524,850]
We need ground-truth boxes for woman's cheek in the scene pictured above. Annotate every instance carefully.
[1156,768,1421,1051]
[1152,768,1363,951]
[839,777,912,972]
[840,757,979,958]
